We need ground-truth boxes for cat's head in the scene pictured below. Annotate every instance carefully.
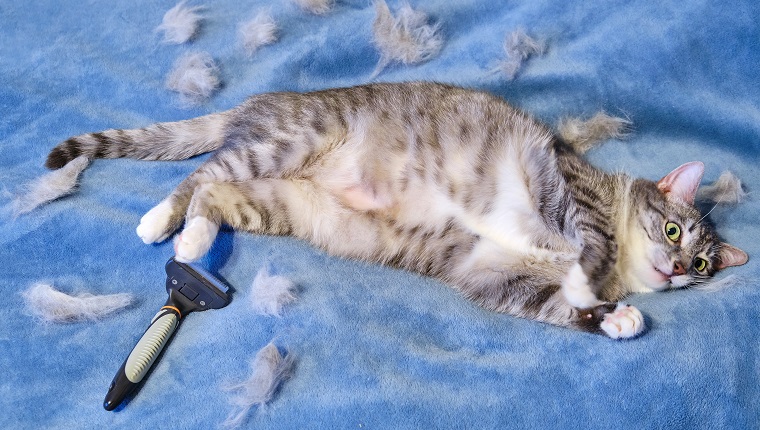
[626,162,747,292]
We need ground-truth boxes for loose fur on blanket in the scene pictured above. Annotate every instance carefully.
[249,267,297,317]
[697,171,747,204]
[495,29,544,80]
[239,11,279,57]
[165,51,221,106]
[156,1,204,44]
[291,0,334,15]
[22,283,135,323]
[371,0,443,77]
[222,343,295,428]
[11,155,89,215]
[557,112,632,153]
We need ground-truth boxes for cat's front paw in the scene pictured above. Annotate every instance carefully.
[174,216,219,262]
[600,304,645,339]
[136,200,175,244]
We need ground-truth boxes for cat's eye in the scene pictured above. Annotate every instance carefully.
[694,258,707,273]
[665,222,681,242]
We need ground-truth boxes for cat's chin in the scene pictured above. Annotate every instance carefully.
[644,266,673,291]
[626,266,671,293]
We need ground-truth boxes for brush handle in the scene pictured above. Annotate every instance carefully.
[103,306,181,411]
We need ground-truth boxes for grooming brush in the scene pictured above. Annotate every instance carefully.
[103,258,232,411]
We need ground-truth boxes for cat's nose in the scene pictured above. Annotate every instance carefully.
[672,261,686,276]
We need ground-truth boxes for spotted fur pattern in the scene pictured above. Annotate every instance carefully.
[46,82,747,338]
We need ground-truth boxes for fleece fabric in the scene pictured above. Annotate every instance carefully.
[1,1,758,429]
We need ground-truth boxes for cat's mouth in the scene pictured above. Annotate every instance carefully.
[646,265,673,290]
[653,266,671,281]
[651,266,690,288]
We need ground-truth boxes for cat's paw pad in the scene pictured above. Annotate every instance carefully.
[136,201,175,244]
[562,263,602,308]
[600,304,645,339]
[174,216,219,262]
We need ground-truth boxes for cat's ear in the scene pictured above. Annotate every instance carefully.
[656,161,704,204]
[716,243,748,269]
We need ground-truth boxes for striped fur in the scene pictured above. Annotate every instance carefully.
[47,82,747,338]
[45,112,228,169]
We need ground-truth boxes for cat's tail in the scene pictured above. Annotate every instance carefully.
[45,112,229,169]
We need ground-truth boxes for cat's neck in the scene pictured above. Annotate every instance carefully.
[614,177,655,294]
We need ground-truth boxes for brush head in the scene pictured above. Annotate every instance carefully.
[165,258,231,313]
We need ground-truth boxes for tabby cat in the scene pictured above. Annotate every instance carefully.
[45,82,747,339]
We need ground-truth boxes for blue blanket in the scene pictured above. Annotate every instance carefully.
[2,1,758,428]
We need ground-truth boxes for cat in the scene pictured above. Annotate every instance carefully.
[45,82,748,339]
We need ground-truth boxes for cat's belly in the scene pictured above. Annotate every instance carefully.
[451,154,565,254]
[314,127,568,259]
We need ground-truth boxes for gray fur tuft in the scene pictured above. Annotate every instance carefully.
[371,0,443,77]
[697,171,747,204]
[13,155,90,214]
[558,112,632,153]
[249,266,297,317]
[156,1,203,44]
[222,343,295,428]
[495,29,545,80]
[239,10,278,57]
[292,0,334,15]
[166,51,221,107]
[22,282,134,323]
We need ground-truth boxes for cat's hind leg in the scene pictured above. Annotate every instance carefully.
[136,174,205,246]
[136,150,246,245]
[171,178,386,262]
[171,179,305,262]
[172,181,235,262]
[136,199,178,244]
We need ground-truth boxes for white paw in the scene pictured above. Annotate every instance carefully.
[136,200,175,244]
[600,304,645,339]
[562,263,602,308]
[174,216,219,262]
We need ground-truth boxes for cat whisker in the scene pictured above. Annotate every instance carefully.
[696,202,718,226]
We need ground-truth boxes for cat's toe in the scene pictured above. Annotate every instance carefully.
[600,304,645,339]
[136,201,175,244]
[174,216,219,262]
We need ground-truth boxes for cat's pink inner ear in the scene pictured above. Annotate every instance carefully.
[656,161,705,204]
[716,243,748,269]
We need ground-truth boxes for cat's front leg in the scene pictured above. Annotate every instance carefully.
[561,262,603,308]
[599,304,645,339]
[455,264,644,338]
[561,229,618,308]
[575,302,645,339]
